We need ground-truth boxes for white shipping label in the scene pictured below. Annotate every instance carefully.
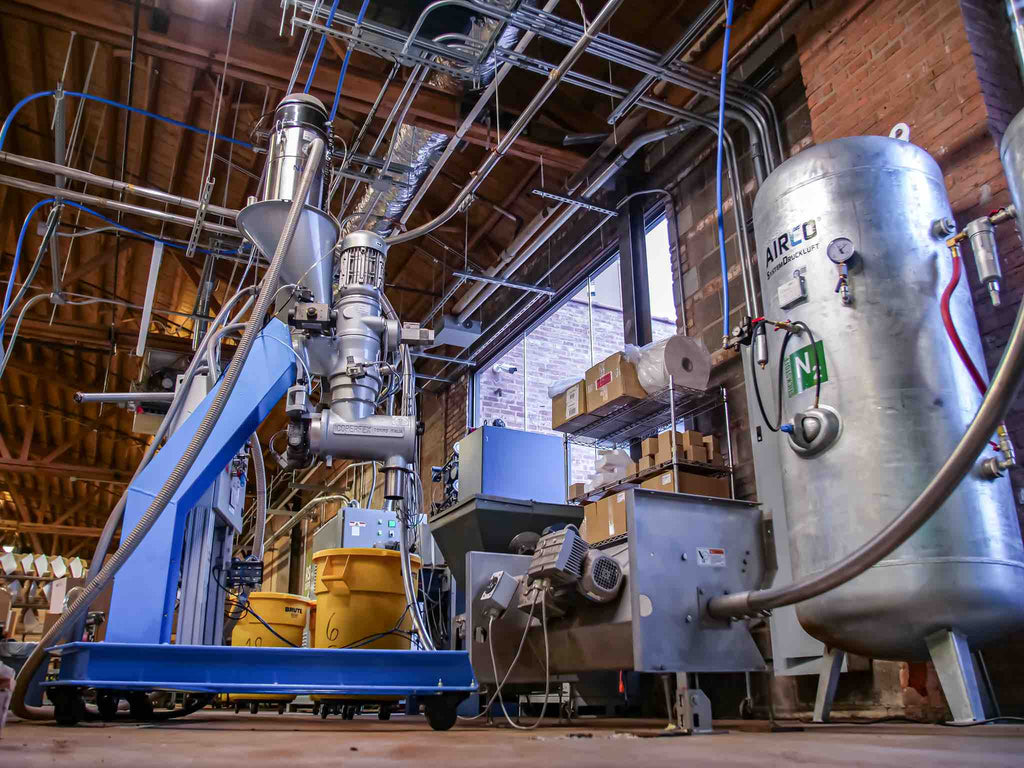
[696,547,726,567]
[565,386,580,418]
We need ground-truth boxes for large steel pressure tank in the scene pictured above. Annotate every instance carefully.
[753,136,1024,660]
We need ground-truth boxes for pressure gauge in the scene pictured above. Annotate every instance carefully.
[826,237,856,264]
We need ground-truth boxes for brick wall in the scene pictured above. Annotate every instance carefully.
[800,0,1024,500]
[475,297,673,484]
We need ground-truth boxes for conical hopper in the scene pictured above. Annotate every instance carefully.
[236,201,339,303]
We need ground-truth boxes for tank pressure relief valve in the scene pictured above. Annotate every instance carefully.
[827,237,856,305]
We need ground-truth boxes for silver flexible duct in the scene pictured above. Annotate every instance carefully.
[12,138,325,720]
[709,294,1024,620]
[343,7,523,237]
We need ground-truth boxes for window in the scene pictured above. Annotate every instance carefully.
[645,217,677,341]
[475,211,677,486]
[476,258,626,484]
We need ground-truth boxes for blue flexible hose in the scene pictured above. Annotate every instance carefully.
[1,198,54,339]
[304,0,343,94]
[328,0,372,123]
[1,199,240,338]
[0,91,253,154]
[716,0,736,341]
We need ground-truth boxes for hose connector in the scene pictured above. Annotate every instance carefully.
[982,423,1016,479]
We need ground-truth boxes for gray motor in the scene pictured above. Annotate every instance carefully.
[752,135,1024,660]
[516,526,623,616]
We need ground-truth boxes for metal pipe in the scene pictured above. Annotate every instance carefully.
[0,152,238,219]
[708,290,1024,619]
[73,391,175,404]
[0,174,239,237]
[451,270,556,295]
[250,432,268,559]
[386,0,627,246]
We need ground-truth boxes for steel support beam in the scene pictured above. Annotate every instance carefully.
[617,180,652,347]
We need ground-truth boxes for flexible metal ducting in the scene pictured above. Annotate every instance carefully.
[345,3,525,237]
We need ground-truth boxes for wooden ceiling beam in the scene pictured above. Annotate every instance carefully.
[0,456,131,482]
[3,316,195,355]
[0,517,106,539]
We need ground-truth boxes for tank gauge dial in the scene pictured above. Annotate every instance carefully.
[827,237,855,264]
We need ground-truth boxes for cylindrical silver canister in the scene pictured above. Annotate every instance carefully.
[753,136,1024,660]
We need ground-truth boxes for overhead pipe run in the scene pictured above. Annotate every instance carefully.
[385,0,629,246]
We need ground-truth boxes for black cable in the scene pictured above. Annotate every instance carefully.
[211,572,299,648]
[749,321,779,432]
[791,320,821,408]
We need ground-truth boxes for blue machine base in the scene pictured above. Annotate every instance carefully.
[44,643,478,698]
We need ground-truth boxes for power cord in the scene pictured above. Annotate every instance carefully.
[492,593,550,730]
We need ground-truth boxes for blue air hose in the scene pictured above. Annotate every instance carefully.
[716,0,736,341]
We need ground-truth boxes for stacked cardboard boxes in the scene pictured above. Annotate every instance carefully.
[581,490,630,544]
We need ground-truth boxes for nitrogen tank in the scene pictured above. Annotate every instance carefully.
[752,135,1024,660]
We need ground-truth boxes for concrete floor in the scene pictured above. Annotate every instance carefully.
[3,712,1023,766]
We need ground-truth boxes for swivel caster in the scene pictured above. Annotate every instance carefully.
[249,701,259,715]
[278,702,287,715]
[378,706,391,721]
[342,705,355,720]
[739,697,755,720]
[50,689,86,727]
[234,702,241,715]
[96,691,119,722]
[127,692,154,721]
[320,704,329,720]
[424,696,459,732]
[312,702,321,716]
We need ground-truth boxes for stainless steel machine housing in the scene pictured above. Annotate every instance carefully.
[752,136,1024,661]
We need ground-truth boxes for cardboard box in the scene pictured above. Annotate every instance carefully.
[641,469,730,498]
[569,482,587,500]
[703,435,724,466]
[656,430,709,463]
[585,352,647,416]
[605,490,628,538]
[552,379,596,432]
[583,501,607,544]
[638,455,658,472]
[641,436,660,457]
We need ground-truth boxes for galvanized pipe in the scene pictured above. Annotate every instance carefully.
[0,172,239,237]
[73,391,175,404]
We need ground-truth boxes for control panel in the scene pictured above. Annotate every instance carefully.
[311,507,401,552]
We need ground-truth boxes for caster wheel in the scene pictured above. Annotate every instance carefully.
[128,692,155,721]
[739,697,754,720]
[234,703,241,715]
[51,689,85,727]
[249,701,259,715]
[342,706,354,720]
[321,705,329,720]
[424,699,458,731]
[96,691,119,722]
[312,702,321,716]
[278,703,287,715]
[378,706,391,721]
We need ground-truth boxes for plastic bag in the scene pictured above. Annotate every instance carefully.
[548,376,584,399]
[635,334,712,393]
[623,343,642,366]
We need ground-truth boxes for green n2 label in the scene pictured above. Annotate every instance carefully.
[784,340,828,397]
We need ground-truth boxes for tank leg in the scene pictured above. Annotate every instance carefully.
[926,629,986,723]
[812,647,845,723]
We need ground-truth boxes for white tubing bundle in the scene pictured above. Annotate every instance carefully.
[636,334,712,393]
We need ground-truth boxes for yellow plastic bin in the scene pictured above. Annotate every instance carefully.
[312,548,420,650]
[229,591,313,711]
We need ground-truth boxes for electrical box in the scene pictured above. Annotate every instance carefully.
[456,426,565,504]
[311,507,400,552]
[777,272,807,309]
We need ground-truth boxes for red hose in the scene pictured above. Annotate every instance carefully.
[941,252,989,395]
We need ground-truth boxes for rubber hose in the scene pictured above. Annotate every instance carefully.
[941,249,989,395]
[12,138,325,719]
[709,277,1024,619]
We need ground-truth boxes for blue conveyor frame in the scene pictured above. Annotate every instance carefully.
[43,318,477,701]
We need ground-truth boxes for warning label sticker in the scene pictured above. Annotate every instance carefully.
[696,547,726,567]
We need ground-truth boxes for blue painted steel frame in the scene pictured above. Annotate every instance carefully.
[107,318,296,644]
[46,643,477,697]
